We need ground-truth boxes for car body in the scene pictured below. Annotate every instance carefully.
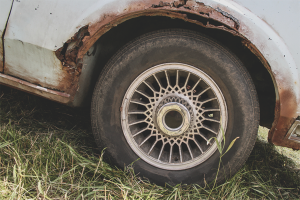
[1,0,300,185]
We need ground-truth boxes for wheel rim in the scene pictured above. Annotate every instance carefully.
[121,63,227,170]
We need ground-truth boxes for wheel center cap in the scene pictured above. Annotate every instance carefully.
[156,102,190,137]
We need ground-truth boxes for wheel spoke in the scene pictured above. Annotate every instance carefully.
[195,130,209,142]
[143,81,156,93]
[153,74,163,89]
[202,126,218,135]
[179,145,183,163]
[148,141,158,155]
[130,99,148,106]
[187,142,194,159]
[192,79,201,91]
[201,97,217,104]
[135,90,151,99]
[176,70,179,86]
[158,143,165,161]
[203,118,220,123]
[129,120,145,126]
[169,145,173,163]
[193,139,204,153]
[139,133,153,147]
[197,87,211,97]
[128,111,145,115]
[184,72,191,88]
[133,128,147,137]
[165,70,170,87]
[203,108,220,112]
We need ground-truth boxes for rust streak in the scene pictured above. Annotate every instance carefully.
[78,0,241,60]
[0,55,3,72]
[0,73,70,104]
[242,40,272,72]
[241,40,300,149]
[55,25,90,98]
[54,0,242,100]
[268,89,299,149]
[52,0,300,149]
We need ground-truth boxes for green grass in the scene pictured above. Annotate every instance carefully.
[1,85,300,199]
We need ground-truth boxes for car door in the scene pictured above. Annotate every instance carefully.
[0,0,13,72]
[2,0,100,94]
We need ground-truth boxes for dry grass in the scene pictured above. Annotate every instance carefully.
[1,85,300,199]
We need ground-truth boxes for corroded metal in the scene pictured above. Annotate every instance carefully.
[76,0,242,62]
[1,0,300,150]
[51,0,246,101]
[0,73,70,103]
[285,120,300,143]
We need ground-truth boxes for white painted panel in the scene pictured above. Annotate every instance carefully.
[3,0,135,88]
[0,0,13,69]
[4,0,134,50]
[232,0,300,70]
[5,39,63,88]
[0,0,12,36]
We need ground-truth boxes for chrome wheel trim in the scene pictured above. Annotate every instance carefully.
[156,102,191,137]
[121,63,227,170]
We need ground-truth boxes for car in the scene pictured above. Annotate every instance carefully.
[1,0,299,186]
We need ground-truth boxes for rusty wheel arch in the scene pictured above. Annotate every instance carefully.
[55,0,278,95]
[55,1,279,144]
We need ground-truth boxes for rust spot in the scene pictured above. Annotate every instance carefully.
[0,41,3,72]
[280,89,298,118]
[215,7,239,29]
[55,25,90,97]
[0,57,3,72]
[53,0,243,100]
[242,40,272,72]
[172,0,186,8]
[268,90,300,149]
[55,25,90,72]
[76,0,241,62]
[0,73,70,104]
[269,116,300,149]
[152,1,171,7]
[52,0,300,150]
[242,38,300,150]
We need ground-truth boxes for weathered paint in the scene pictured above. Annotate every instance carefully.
[229,0,300,149]
[77,0,242,60]
[0,73,70,103]
[72,0,300,148]
[2,0,300,149]
[0,0,13,72]
[232,0,300,76]
[285,120,300,143]
[4,40,70,91]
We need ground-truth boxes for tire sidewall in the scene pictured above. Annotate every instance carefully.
[91,30,258,186]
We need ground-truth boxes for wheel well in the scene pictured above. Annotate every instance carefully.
[85,16,275,128]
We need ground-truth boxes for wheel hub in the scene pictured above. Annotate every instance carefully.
[156,102,190,137]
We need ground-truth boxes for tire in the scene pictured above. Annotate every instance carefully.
[91,29,259,186]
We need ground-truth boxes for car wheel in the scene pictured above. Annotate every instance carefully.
[91,29,259,186]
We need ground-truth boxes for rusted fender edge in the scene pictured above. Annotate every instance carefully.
[268,98,300,150]
[54,0,300,149]
[242,38,300,150]
[0,73,70,104]
[55,0,242,98]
